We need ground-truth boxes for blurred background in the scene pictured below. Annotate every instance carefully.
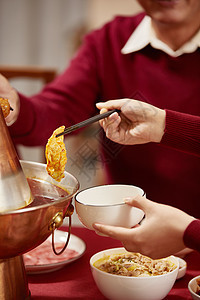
[0,0,143,225]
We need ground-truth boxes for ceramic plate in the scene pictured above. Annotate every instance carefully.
[24,230,86,274]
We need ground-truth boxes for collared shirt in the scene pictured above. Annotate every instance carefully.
[121,15,200,57]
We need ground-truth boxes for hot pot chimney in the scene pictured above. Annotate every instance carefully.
[0,106,32,212]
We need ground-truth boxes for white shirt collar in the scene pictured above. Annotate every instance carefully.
[121,15,200,57]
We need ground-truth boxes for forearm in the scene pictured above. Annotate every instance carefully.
[161,109,200,157]
[8,34,100,146]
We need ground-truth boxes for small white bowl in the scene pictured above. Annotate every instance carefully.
[90,247,179,300]
[188,275,200,300]
[75,184,144,230]
[176,257,187,280]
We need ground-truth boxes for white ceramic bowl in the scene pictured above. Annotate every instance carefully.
[75,184,145,230]
[90,247,179,300]
[176,257,187,280]
[188,275,200,300]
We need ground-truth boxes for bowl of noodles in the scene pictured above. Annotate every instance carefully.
[90,247,179,300]
[188,275,200,300]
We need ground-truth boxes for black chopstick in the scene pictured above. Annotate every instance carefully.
[56,109,120,138]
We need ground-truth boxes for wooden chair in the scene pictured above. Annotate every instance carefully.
[0,65,56,84]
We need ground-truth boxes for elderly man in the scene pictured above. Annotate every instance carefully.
[2,0,200,224]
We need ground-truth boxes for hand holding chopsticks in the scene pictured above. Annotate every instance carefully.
[56,109,120,138]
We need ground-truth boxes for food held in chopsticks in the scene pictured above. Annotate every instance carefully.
[0,97,12,118]
[45,126,67,182]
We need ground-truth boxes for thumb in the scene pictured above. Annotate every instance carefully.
[125,195,151,212]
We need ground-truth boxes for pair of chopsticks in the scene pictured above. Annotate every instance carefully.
[56,109,120,138]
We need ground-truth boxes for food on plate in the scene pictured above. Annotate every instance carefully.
[45,126,67,182]
[93,252,176,277]
[196,277,200,295]
[0,97,11,118]
[23,238,78,265]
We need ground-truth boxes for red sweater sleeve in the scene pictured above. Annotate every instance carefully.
[161,109,200,157]
[8,32,101,146]
[183,220,200,252]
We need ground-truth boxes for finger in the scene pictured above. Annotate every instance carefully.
[96,99,127,111]
[99,108,108,127]
[93,223,132,241]
[124,195,152,212]
[99,108,120,123]
[5,114,16,126]
[99,119,104,127]
[96,101,119,110]
[105,125,121,142]
[99,108,108,114]
[99,112,120,133]
[104,115,121,134]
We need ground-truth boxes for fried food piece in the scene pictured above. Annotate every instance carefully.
[45,126,67,182]
[0,97,11,118]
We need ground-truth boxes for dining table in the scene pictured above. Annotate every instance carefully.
[28,226,200,300]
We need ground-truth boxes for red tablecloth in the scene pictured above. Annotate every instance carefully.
[28,226,200,299]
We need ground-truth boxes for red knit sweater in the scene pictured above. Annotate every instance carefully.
[162,110,200,157]
[163,110,200,252]
[184,220,200,252]
[9,13,200,249]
